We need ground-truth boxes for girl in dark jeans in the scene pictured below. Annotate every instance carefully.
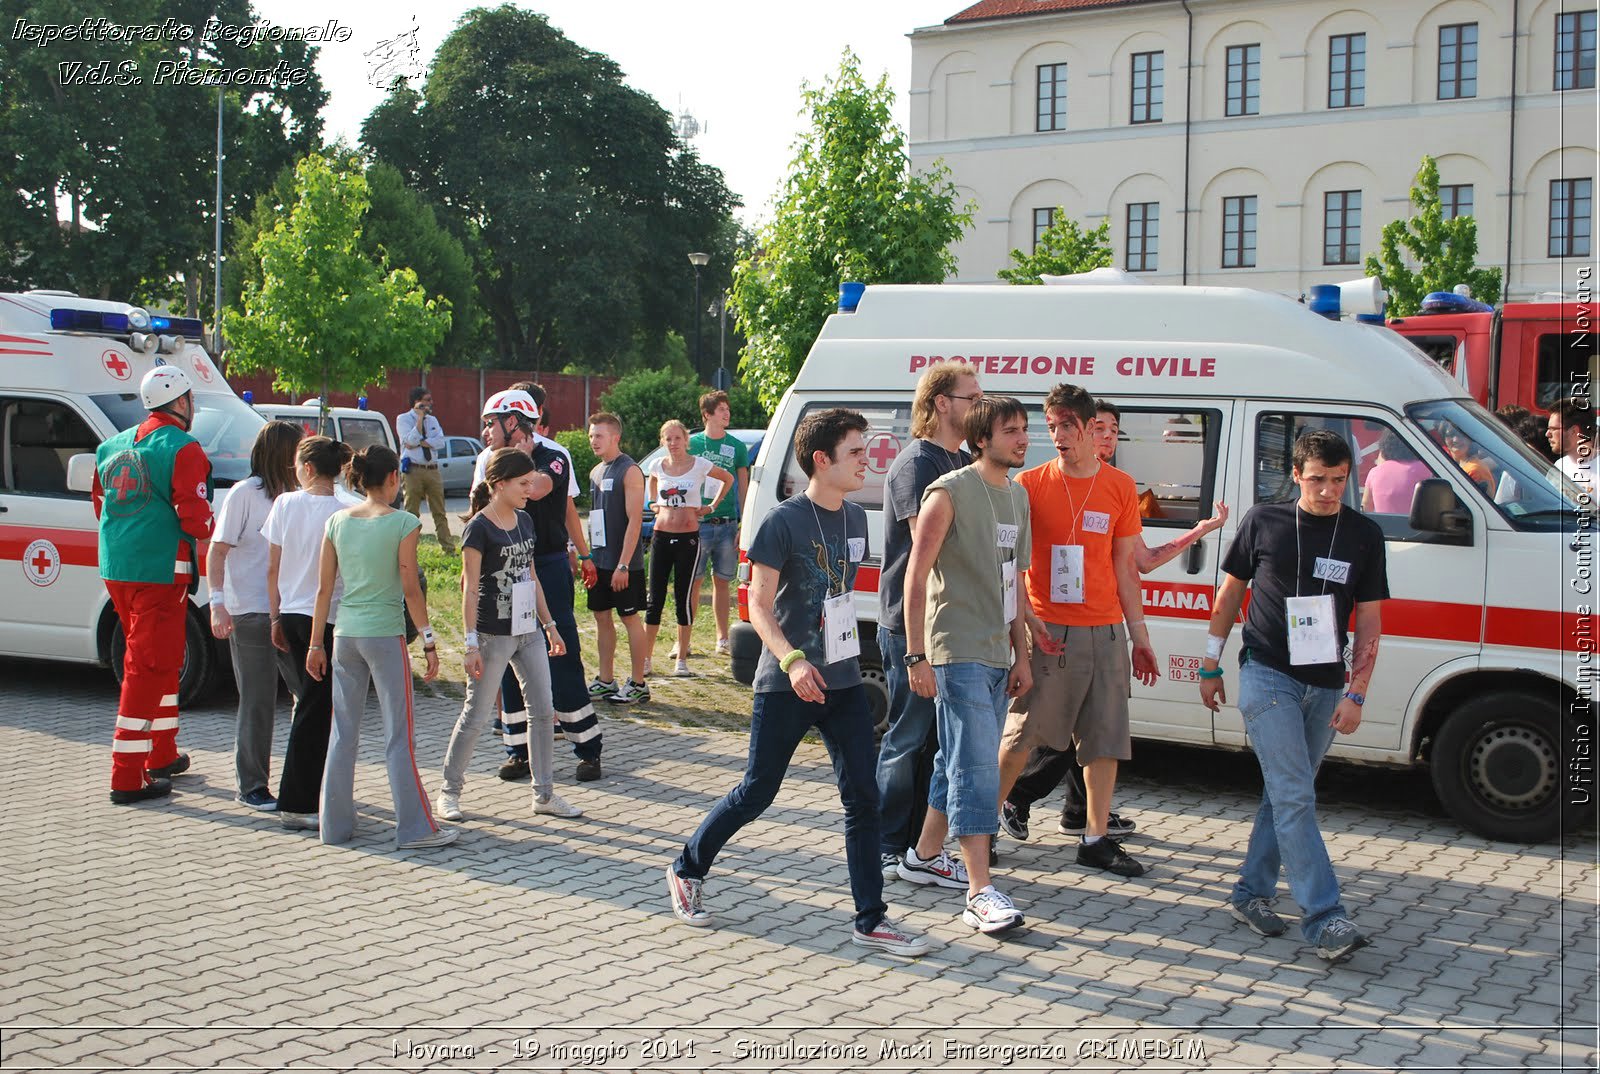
[643,420,732,678]
[263,435,353,831]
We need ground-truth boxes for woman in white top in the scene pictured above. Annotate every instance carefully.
[261,435,353,831]
[644,419,732,677]
[208,420,302,812]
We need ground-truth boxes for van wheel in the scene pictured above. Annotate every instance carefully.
[862,664,890,742]
[110,606,218,710]
[1429,692,1566,844]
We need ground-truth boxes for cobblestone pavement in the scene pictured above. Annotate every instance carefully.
[2,657,1596,1073]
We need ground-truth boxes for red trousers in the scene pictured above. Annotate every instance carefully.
[106,580,189,791]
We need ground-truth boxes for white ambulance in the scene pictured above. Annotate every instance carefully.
[0,290,266,704]
[730,281,1594,844]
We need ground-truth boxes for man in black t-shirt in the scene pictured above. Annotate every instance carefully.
[1199,430,1388,964]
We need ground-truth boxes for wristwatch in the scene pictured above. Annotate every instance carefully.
[903,652,928,668]
[1343,690,1366,706]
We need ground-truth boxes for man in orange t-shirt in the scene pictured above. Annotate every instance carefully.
[1000,383,1159,877]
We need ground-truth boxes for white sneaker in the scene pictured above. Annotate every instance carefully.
[642,657,653,678]
[962,885,1024,934]
[852,916,934,956]
[672,660,696,677]
[399,827,459,850]
[534,793,584,818]
[436,792,462,821]
[666,864,711,926]
[715,638,730,655]
[896,848,968,890]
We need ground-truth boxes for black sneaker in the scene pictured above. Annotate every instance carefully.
[497,757,530,782]
[1059,811,1137,837]
[110,778,172,805]
[147,753,191,779]
[1314,917,1370,963]
[576,759,603,782]
[236,788,278,812]
[999,800,1030,841]
[1076,836,1147,877]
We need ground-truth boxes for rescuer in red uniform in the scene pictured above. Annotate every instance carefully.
[93,366,214,804]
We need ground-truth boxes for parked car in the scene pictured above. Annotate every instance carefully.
[438,435,484,494]
[639,428,764,540]
[251,402,398,454]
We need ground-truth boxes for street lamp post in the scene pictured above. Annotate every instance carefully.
[688,251,709,380]
[708,292,730,390]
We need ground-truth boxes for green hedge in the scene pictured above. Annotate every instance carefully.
[598,369,771,461]
[555,429,599,509]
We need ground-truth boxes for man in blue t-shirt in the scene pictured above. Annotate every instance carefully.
[1200,429,1388,964]
[666,409,932,957]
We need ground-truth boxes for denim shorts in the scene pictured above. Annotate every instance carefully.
[929,662,1010,838]
[695,519,739,580]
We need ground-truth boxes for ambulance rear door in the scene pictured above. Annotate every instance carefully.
[0,391,108,661]
[1215,402,1487,758]
[1115,400,1235,745]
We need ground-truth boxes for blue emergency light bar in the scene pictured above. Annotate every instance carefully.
[49,307,204,338]
[1420,291,1494,315]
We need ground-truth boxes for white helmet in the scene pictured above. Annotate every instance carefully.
[140,365,194,410]
[482,388,539,422]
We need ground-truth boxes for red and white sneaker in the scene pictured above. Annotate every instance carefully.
[852,916,933,956]
[666,864,711,926]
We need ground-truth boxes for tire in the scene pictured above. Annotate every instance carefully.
[110,604,220,710]
[1429,690,1570,844]
[856,628,890,743]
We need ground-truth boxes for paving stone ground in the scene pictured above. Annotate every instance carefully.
[2,657,1596,1073]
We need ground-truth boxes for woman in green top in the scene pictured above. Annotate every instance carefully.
[307,446,454,850]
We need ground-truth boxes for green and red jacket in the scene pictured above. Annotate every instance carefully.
[92,412,213,584]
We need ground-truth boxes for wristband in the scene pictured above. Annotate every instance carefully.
[209,592,226,607]
[541,620,556,631]
[420,626,436,645]
[309,644,324,652]
[1343,691,1365,706]
[578,553,591,561]
[1205,633,1227,662]
[463,631,479,648]
[779,649,806,673]
[1197,667,1224,679]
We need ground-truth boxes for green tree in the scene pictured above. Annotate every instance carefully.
[729,51,972,409]
[222,154,450,421]
[1365,156,1503,316]
[599,369,708,460]
[0,0,326,311]
[998,212,1114,284]
[360,6,739,372]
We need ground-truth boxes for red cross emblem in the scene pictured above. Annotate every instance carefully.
[102,350,131,380]
[22,539,61,587]
[102,451,151,517]
[111,465,139,500]
[866,433,902,475]
[191,353,213,383]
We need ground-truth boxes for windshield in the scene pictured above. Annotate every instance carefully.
[90,391,265,489]
[1407,399,1586,530]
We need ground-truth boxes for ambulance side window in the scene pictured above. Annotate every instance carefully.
[1109,408,1223,526]
[2,398,99,499]
[1255,411,1460,544]
[340,417,390,453]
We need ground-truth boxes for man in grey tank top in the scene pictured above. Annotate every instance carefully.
[584,413,649,704]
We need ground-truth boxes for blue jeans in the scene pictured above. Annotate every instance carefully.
[693,520,738,580]
[874,626,939,856]
[928,662,1010,838]
[675,685,887,933]
[1231,659,1347,942]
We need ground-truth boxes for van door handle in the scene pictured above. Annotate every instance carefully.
[1184,540,1205,574]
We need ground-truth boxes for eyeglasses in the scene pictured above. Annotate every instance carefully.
[944,393,983,403]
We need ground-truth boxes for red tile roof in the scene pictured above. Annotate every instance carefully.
[946,0,1160,24]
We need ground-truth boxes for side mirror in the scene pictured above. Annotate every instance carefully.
[1409,478,1471,536]
[66,453,96,494]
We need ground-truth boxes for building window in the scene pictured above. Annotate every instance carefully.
[1222,196,1257,269]
[1131,51,1164,124]
[1033,207,1056,252]
[1328,33,1366,108]
[1550,178,1593,258]
[1556,10,1597,91]
[1440,184,1474,220]
[1324,190,1362,265]
[1036,63,1068,132]
[1439,23,1478,99]
[1126,202,1159,272]
[1225,44,1261,116]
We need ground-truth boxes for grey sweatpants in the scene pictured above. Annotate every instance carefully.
[321,634,439,847]
[441,632,556,800]
[229,611,292,798]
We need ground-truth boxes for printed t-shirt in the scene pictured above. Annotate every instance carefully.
[747,494,868,694]
[689,432,749,521]
[879,439,970,634]
[325,509,420,638]
[261,489,347,620]
[536,434,580,498]
[462,508,538,635]
[649,455,714,512]
[922,467,1031,669]
[213,476,274,614]
[1220,501,1389,689]
[1017,459,1141,627]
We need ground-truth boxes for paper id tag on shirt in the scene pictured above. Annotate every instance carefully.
[1285,594,1339,665]
[589,510,607,548]
[822,590,861,665]
[1082,510,1111,535]
[847,536,866,562]
[703,477,723,505]
[996,523,1019,550]
[1002,560,1018,623]
[1051,544,1086,604]
[511,578,537,635]
[1312,557,1351,585]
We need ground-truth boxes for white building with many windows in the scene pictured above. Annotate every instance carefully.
[908,0,1596,299]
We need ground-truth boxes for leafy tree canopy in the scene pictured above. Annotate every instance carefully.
[1365,156,1503,316]
[222,153,450,408]
[998,211,1113,284]
[730,51,972,410]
